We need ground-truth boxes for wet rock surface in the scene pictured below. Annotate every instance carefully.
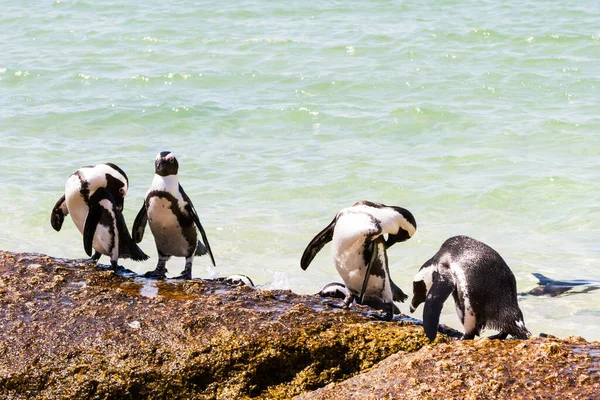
[0,251,598,399]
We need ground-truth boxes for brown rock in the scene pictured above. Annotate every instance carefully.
[0,251,598,400]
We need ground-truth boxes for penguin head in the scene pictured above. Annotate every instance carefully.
[409,264,435,313]
[224,274,255,288]
[103,163,129,213]
[386,206,417,247]
[155,151,179,177]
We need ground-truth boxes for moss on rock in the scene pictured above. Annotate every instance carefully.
[0,251,432,399]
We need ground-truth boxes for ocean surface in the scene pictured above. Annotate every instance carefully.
[1,0,599,340]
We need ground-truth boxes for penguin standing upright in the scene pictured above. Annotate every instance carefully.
[133,151,216,280]
[301,200,417,320]
[410,235,531,341]
[51,163,148,270]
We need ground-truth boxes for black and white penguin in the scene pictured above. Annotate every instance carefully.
[50,163,148,270]
[132,151,216,280]
[301,200,417,320]
[318,282,350,299]
[410,235,531,341]
[223,274,255,288]
[525,273,600,297]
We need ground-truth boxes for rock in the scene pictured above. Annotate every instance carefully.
[298,338,600,400]
[0,251,598,399]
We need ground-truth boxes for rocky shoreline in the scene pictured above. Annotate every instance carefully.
[0,251,598,399]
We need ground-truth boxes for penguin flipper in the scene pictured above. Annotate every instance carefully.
[300,216,336,270]
[83,199,104,258]
[359,238,380,304]
[51,194,68,231]
[116,212,149,261]
[132,202,148,243]
[423,271,455,341]
[179,184,216,267]
[532,273,553,285]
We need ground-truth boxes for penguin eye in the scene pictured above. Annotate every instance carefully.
[119,187,126,196]
[168,158,175,163]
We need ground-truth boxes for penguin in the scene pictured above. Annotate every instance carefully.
[318,282,350,299]
[50,163,148,270]
[223,274,255,288]
[301,200,417,320]
[525,273,600,297]
[132,151,216,280]
[409,235,531,341]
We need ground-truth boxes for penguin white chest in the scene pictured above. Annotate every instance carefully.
[330,214,381,295]
[147,196,193,256]
[450,263,476,333]
[64,176,89,234]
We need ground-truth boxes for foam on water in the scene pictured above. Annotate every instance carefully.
[1,0,599,340]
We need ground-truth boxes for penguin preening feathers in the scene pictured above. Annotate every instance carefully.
[410,235,531,341]
[133,151,215,280]
[51,163,148,270]
[301,201,417,320]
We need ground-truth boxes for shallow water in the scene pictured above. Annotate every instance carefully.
[1,0,599,340]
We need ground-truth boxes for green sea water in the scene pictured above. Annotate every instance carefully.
[1,0,599,340]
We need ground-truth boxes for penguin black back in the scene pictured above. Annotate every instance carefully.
[411,236,530,341]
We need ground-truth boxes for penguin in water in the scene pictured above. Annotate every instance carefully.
[50,163,148,270]
[524,273,600,297]
[132,151,216,280]
[410,235,531,341]
[301,200,417,320]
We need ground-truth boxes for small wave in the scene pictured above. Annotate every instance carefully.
[262,271,291,291]
[142,36,169,43]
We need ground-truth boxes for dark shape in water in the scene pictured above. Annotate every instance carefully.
[525,273,600,297]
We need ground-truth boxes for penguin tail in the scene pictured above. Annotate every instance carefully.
[116,213,149,261]
[195,241,208,256]
[512,323,532,340]
[122,242,150,262]
[361,296,400,315]
[391,280,409,303]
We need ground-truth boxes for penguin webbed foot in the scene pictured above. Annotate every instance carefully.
[342,292,356,310]
[144,269,168,280]
[91,252,102,262]
[172,271,193,280]
[460,333,476,340]
[109,260,134,275]
[487,332,509,340]
[369,310,394,322]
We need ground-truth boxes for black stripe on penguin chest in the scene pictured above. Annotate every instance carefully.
[74,170,91,203]
[361,240,387,279]
[360,214,386,279]
[147,190,197,253]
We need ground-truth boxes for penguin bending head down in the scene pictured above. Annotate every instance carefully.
[301,201,417,321]
[133,151,216,280]
[50,163,148,270]
[410,235,531,341]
